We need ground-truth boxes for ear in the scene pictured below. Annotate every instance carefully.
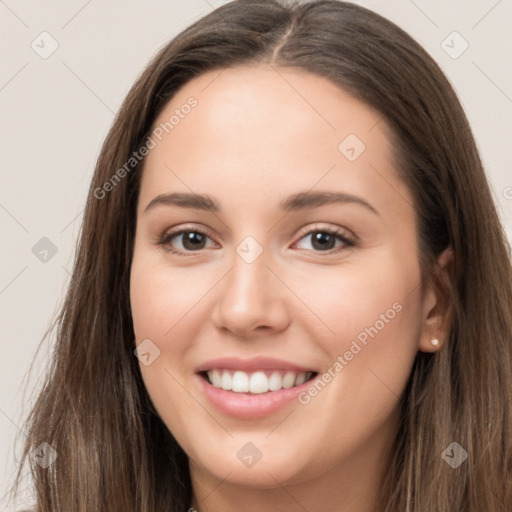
[418,247,454,353]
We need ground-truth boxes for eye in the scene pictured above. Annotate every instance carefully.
[158,227,217,256]
[293,224,355,254]
[157,223,355,257]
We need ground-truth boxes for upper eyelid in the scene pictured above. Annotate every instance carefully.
[162,223,352,238]
[161,223,355,249]
[294,223,354,240]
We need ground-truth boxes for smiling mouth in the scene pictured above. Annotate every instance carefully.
[200,369,318,394]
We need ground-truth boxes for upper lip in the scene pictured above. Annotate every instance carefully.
[195,356,315,373]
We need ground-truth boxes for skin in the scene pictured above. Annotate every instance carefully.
[130,63,451,512]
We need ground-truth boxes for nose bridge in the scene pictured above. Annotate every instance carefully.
[213,238,289,335]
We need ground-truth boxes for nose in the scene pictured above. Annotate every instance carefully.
[211,248,291,338]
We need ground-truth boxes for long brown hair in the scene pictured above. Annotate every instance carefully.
[9,1,512,510]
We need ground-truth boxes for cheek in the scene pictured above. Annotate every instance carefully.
[130,256,209,342]
[291,252,422,438]
[129,256,204,448]
[130,279,171,353]
[290,250,422,352]
[129,253,190,380]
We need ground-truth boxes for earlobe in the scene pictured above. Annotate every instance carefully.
[418,247,454,353]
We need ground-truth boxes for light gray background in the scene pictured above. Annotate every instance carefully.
[1,0,511,509]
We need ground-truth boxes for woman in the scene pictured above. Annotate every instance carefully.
[9,0,512,511]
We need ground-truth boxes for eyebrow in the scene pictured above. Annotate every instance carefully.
[281,191,379,215]
[144,192,219,213]
[143,191,379,216]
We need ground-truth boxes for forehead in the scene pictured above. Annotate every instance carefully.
[151,63,386,154]
[138,63,412,221]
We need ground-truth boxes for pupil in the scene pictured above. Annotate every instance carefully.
[312,232,334,250]
[183,232,205,250]
[180,231,336,251]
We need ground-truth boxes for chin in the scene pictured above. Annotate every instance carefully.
[187,437,315,488]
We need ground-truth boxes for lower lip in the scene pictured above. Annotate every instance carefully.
[196,374,313,419]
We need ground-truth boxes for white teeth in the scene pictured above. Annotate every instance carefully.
[282,371,296,389]
[294,372,307,386]
[268,371,282,391]
[249,371,268,394]
[232,371,249,392]
[210,369,221,388]
[220,371,232,391]
[206,369,313,394]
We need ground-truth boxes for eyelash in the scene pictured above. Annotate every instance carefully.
[157,224,356,257]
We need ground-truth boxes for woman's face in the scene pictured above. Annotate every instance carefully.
[130,64,438,491]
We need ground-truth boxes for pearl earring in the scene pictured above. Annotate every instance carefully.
[431,338,439,346]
